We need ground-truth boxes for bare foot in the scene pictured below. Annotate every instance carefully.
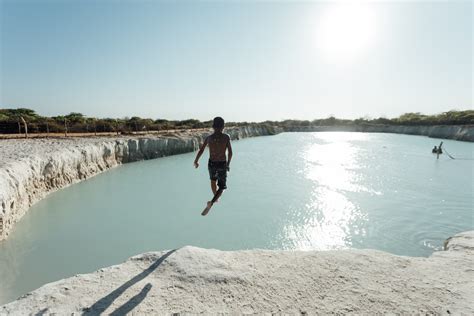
[201,201,213,216]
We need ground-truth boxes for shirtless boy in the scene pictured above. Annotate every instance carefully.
[194,117,233,216]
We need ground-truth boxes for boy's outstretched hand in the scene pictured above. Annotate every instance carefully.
[194,161,199,168]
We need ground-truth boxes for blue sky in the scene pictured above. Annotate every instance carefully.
[0,0,472,121]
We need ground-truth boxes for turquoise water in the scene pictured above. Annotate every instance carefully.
[0,132,473,304]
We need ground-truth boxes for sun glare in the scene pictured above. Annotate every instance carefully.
[316,3,377,63]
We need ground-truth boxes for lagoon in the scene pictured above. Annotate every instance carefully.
[0,132,472,304]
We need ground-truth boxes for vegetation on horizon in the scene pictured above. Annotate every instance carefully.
[0,108,473,135]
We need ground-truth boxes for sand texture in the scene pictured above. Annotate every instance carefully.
[1,231,473,314]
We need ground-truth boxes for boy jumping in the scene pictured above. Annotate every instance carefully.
[194,117,232,216]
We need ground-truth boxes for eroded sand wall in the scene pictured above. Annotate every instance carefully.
[0,126,278,241]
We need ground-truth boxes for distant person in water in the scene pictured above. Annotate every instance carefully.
[432,142,443,159]
[194,117,233,216]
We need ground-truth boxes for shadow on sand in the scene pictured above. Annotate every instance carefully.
[80,249,176,315]
[109,283,152,316]
[34,308,49,316]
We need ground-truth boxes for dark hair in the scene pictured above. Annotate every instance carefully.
[212,116,225,129]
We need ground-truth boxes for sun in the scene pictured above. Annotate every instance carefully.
[316,3,377,63]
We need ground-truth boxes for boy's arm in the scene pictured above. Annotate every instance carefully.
[226,136,233,170]
[194,137,208,168]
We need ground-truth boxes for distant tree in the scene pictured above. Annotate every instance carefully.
[0,108,41,122]
[371,117,393,125]
[1,107,473,135]
[176,119,202,129]
[65,112,85,124]
[322,116,337,126]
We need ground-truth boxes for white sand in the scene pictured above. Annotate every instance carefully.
[1,231,473,314]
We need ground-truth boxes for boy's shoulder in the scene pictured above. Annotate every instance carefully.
[207,132,230,140]
[223,133,232,142]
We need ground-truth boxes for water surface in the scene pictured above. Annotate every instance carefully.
[0,132,472,304]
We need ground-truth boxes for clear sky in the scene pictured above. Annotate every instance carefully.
[0,0,472,122]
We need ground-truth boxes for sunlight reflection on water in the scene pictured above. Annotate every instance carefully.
[283,132,375,250]
[283,188,367,250]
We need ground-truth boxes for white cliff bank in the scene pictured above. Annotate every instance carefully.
[1,231,473,314]
[0,126,277,241]
[285,124,474,142]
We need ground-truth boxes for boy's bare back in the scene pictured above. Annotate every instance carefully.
[207,133,230,162]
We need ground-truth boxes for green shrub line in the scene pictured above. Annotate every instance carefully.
[0,108,472,135]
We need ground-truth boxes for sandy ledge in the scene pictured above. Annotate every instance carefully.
[0,126,277,241]
[0,231,473,314]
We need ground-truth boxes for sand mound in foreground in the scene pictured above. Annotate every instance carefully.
[1,231,473,314]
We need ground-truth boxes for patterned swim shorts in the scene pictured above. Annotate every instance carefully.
[208,160,227,190]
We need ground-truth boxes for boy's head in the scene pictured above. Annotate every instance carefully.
[212,116,225,131]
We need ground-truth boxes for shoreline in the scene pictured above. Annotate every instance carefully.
[283,124,474,142]
[1,124,472,241]
[1,231,473,313]
[2,124,473,142]
[0,125,278,241]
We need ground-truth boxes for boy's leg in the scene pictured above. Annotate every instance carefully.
[208,162,218,196]
[202,169,226,216]
[210,180,217,195]
[202,201,213,216]
[211,188,224,204]
[202,187,224,216]
[211,168,227,204]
